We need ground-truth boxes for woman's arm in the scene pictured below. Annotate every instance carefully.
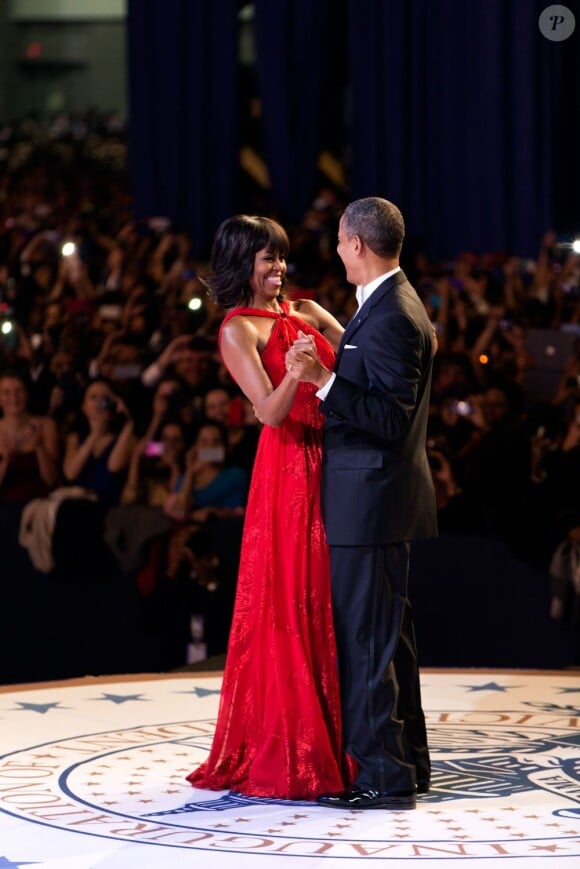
[107,417,135,473]
[35,417,60,488]
[63,430,99,481]
[164,447,199,520]
[120,439,146,504]
[220,318,300,427]
[0,428,15,486]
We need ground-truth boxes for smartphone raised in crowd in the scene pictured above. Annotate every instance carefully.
[145,441,164,458]
[197,446,225,463]
[450,400,473,416]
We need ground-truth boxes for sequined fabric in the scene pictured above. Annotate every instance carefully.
[187,302,356,799]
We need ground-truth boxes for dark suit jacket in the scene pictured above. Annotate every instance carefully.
[320,269,438,546]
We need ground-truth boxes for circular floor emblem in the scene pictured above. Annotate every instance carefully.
[1,685,579,860]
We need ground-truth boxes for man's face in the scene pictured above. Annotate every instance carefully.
[175,350,210,385]
[204,389,230,423]
[336,216,357,285]
[483,388,509,425]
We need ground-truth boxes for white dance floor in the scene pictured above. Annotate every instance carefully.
[1,669,579,868]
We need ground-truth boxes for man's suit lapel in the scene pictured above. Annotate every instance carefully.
[336,270,406,364]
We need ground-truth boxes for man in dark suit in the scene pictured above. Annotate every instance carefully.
[286,197,437,810]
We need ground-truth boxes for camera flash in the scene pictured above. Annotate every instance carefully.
[572,239,580,254]
[188,297,203,311]
[61,241,76,257]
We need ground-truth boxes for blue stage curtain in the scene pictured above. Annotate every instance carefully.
[126,1,577,259]
[252,0,343,225]
[127,0,239,257]
[346,0,571,257]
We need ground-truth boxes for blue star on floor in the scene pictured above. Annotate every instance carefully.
[460,682,523,692]
[175,686,222,698]
[0,858,38,867]
[556,686,580,694]
[11,702,65,714]
[93,693,149,704]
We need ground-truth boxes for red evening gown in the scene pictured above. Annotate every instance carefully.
[187,301,356,799]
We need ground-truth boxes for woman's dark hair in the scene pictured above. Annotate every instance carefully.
[0,368,30,390]
[206,214,290,309]
[81,376,116,401]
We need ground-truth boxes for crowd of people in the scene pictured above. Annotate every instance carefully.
[1,114,579,667]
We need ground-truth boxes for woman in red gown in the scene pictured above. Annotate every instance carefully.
[187,215,356,799]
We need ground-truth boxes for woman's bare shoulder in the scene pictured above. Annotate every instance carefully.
[220,313,259,347]
[290,298,342,328]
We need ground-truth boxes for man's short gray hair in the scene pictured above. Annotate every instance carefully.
[342,197,405,258]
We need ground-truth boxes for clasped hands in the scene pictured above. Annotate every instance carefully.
[285,331,329,389]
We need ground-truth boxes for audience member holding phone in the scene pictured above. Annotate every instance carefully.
[121,419,187,506]
[202,386,260,472]
[164,419,248,524]
[136,376,187,444]
[63,378,135,507]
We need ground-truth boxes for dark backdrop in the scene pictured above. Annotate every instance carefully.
[127,0,579,259]
[127,0,239,255]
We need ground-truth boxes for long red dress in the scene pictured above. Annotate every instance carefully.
[187,302,355,799]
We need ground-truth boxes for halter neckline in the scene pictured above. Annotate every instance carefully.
[224,300,291,320]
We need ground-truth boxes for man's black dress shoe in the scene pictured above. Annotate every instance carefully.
[317,785,416,810]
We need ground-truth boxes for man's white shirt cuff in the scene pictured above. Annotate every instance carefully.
[316,372,336,401]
